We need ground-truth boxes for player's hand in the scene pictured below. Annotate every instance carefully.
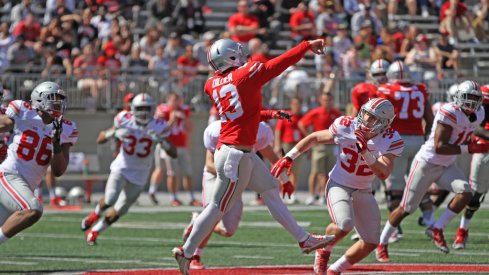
[271,156,293,178]
[147,130,163,142]
[281,181,295,199]
[308,39,325,55]
[114,128,131,140]
[354,129,368,153]
[269,110,292,122]
[468,143,489,154]
[52,116,63,145]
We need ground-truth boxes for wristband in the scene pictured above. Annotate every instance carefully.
[361,150,377,166]
[104,129,115,139]
[285,147,301,160]
[460,145,469,154]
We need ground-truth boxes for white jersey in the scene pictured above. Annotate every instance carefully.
[203,121,273,153]
[416,103,485,167]
[432,101,447,115]
[110,111,170,185]
[329,116,404,189]
[0,100,79,190]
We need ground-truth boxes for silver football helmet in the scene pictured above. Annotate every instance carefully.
[357,98,395,135]
[131,93,155,125]
[30,81,67,118]
[207,39,248,74]
[386,60,411,84]
[369,59,390,85]
[446,84,458,103]
[454,80,482,113]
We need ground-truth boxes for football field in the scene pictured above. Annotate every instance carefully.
[2,199,489,274]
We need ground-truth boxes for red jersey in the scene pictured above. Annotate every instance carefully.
[299,106,341,132]
[154,104,191,147]
[228,13,260,42]
[289,11,315,38]
[377,83,429,135]
[351,82,377,112]
[276,114,304,143]
[440,1,467,22]
[204,41,312,148]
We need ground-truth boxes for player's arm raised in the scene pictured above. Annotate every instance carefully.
[97,127,116,144]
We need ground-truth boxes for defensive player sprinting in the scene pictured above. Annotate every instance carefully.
[272,98,403,275]
[183,120,295,269]
[0,81,78,245]
[172,38,335,275]
[81,93,176,245]
[376,80,489,262]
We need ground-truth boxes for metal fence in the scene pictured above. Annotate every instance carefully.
[1,70,477,113]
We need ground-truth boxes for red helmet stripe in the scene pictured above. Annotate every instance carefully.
[398,61,403,80]
[370,98,385,110]
[378,59,381,69]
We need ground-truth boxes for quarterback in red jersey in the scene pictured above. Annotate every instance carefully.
[351,59,390,116]
[376,60,434,243]
[172,38,336,275]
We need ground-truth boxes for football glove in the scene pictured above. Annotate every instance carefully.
[281,181,295,199]
[468,143,489,154]
[260,110,292,122]
[271,156,293,178]
[52,116,63,153]
[354,129,368,153]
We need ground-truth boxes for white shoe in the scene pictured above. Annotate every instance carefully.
[318,197,326,205]
[172,247,191,275]
[305,196,316,206]
[350,232,360,241]
[299,234,336,254]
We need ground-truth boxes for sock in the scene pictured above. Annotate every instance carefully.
[183,203,223,258]
[423,208,435,227]
[148,184,157,195]
[329,255,352,273]
[92,219,110,233]
[0,228,9,245]
[194,248,203,256]
[433,208,457,229]
[460,216,471,230]
[171,193,178,201]
[380,221,397,245]
[261,189,307,242]
[48,187,56,200]
[94,204,102,216]
[189,191,196,201]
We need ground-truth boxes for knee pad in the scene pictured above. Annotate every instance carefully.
[386,191,403,212]
[465,192,485,218]
[337,218,354,232]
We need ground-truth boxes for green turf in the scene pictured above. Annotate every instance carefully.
[1,206,489,273]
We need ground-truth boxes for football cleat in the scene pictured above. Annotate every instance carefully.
[375,244,390,262]
[388,227,404,244]
[326,269,341,275]
[431,227,449,253]
[189,199,203,207]
[86,229,98,246]
[81,212,100,231]
[171,199,183,207]
[182,212,199,242]
[299,234,335,254]
[189,255,205,269]
[149,193,159,205]
[452,227,468,250]
[50,196,67,207]
[314,249,330,275]
[350,232,360,241]
[172,246,191,275]
[425,226,434,239]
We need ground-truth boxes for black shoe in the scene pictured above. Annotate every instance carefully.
[149,193,159,205]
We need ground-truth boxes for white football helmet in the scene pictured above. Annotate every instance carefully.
[55,186,67,199]
[386,60,411,84]
[357,98,395,135]
[454,80,482,113]
[207,39,249,74]
[131,93,155,125]
[446,84,458,103]
[369,59,390,85]
[67,186,85,200]
[30,81,67,118]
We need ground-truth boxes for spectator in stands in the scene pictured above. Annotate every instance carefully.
[44,0,76,25]
[0,22,14,73]
[388,0,417,18]
[316,0,342,36]
[316,46,338,79]
[289,1,316,44]
[164,32,185,66]
[74,43,99,98]
[249,37,272,63]
[113,24,133,57]
[435,29,461,79]
[228,0,262,43]
[472,0,489,42]
[97,41,122,83]
[146,0,174,30]
[126,45,148,75]
[172,0,206,34]
[298,92,341,205]
[399,24,419,59]
[139,25,166,62]
[342,42,367,79]
[193,31,215,72]
[149,44,171,79]
[405,34,437,81]
[332,22,353,59]
[250,0,275,42]
[275,0,301,24]
[354,20,377,54]
[274,96,304,204]
[439,0,475,43]
[6,35,35,72]
[351,3,382,37]
[10,0,32,24]
[91,5,112,40]
[77,9,98,49]
[41,44,72,77]
[12,12,40,46]
[176,44,200,86]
